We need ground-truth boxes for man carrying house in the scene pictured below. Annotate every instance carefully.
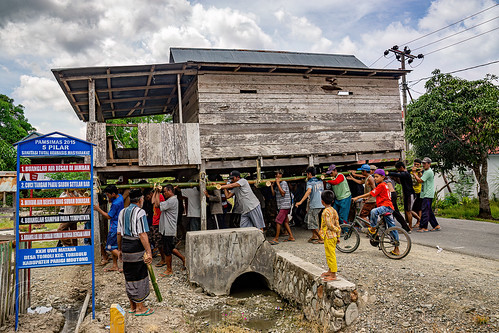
[347,164,376,224]
[220,171,265,230]
[181,185,201,231]
[94,184,124,272]
[387,161,417,229]
[413,157,441,232]
[294,166,324,243]
[153,184,186,276]
[326,164,352,225]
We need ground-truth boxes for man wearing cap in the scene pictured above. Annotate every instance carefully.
[387,161,417,229]
[326,164,352,225]
[220,171,265,230]
[413,157,441,232]
[347,164,376,223]
[294,166,324,243]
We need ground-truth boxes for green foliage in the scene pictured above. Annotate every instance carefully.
[454,171,474,199]
[0,94,35,170]
[439,193,460,209]
[406,71,499,170]
[436,197,499,222]
[106,115,172,148]
[406,71,499,217]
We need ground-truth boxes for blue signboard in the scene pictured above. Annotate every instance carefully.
[13,132,95,330]
[19,180,91,190]
[18,138,91,157]
[17,246,93,269]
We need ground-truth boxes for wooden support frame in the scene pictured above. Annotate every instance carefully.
[177,73,183,123]
[200,160,207,230]
[88,79,96,122]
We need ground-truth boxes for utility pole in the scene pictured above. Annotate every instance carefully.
[384,46,423,152]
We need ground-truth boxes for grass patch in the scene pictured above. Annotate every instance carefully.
[0,217,13,229]
[436,200,499,223]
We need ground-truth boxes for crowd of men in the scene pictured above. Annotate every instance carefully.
[83,158,440,315]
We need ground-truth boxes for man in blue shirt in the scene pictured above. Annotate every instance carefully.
[295,167,324,244]
[94,184,124,272]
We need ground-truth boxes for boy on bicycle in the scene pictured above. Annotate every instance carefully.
[352,169,400,256]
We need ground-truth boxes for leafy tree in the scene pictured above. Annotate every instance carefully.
[106,114,172,148]
[406,70,499,219]
[0,94,35,170]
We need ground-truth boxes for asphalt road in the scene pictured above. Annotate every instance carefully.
[409,217,499,260]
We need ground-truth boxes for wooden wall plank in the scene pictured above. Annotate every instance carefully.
[185,123,201,164]
[138,124,148,166]
[198,112,402,126]
[200,140,404,159]
[198,94,399,104]
[161,123,176,165]
[198,73,399,87]
[174,123,189,165]
[86,122,106,167]
[146,123,163,166]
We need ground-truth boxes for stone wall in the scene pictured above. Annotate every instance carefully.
[272,252,359,332]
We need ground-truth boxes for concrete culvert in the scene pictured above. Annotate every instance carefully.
[229,272,270,297]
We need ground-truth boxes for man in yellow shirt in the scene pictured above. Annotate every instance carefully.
[410,158,423,227]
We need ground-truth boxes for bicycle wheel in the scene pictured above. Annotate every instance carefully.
[380,226,411,259]
[336,224,360,253]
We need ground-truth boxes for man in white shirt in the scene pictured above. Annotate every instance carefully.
[220,170,265,231]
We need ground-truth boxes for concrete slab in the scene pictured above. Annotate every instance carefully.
[185,227,274,295]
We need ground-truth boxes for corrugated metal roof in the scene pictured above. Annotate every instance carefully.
[170,48,369,69]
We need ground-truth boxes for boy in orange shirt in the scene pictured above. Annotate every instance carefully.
[319,190,341,282]
[352,169,400,255]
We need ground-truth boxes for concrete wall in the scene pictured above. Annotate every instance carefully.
[273,252,359,332]
[185,228,275,296]
[434,154,499,199]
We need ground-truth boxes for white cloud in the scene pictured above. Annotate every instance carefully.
[12,75,85,138]
[0,0,497,137]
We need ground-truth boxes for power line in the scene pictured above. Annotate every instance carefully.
[382,58,397,69]
[413,16,499,51]
[406,60,499,84]
[425,26,499,56]
[369,55,384,67]
[401,3,499,45]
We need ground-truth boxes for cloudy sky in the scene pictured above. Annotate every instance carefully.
[0,0,497,139]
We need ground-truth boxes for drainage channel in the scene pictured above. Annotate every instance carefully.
[194,272,288,331]
[59,303,83,333]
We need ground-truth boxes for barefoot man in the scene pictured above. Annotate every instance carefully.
[94,185,124,272]
[117,189,154,316]
[153,184,186,277]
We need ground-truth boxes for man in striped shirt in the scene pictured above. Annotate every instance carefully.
[269,170,295,244]
[117,189,154,316]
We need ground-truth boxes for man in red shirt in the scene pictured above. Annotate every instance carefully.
[352,169,399,255]
[151,188,167,267]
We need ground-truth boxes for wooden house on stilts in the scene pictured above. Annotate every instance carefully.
[53,47,407,235]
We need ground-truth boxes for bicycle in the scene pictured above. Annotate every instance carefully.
[336,199,411,259]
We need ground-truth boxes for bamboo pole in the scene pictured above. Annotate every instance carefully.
[107,163,437,190]
[75,292,91,333]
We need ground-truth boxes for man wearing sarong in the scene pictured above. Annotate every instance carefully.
[117,189,154,316]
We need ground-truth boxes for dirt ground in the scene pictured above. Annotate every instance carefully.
[2,227,498,332]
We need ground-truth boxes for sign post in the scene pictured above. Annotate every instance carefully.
[13,132,95,330]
